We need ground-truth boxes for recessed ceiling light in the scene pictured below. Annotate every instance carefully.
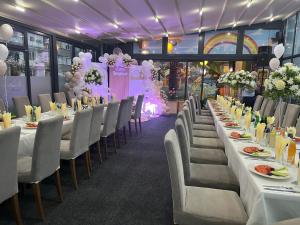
[233,22,237,27]
[270,17,274,22]
[247,0,253,8]
[198,27,202,33]
[164,32,168,37]
[155,16,159,22]
[113,23,118,28]
[134,37,138,42]
[73,0,79,2]
[75,29,81,34]
[199,9,203,16]
[15,5,25,12]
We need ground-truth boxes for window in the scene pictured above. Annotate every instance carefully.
[168,35,199,54]
[284,15,297,57]
[293,15,300,55]
[243,29,279,54]
[293,57,300,66]
[6,51,26,76]
[133,39,162,54]
[57,40,72,91]
[204,30,238,54]
[75,47,85,57]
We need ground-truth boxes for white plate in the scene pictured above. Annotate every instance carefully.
[248,162,291,180]
[225,126,241,129]
[230,136,252,140]
[240,148,272,158]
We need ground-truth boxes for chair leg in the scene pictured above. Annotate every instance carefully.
[117,129,121,148]
[123,126,127,144]
[10,194,23,225]
[84,152,91,178]
[134,119,138,135]
[113,132,117,153]
[33,183,45,220]
[96,141,102,163]
[128,121,132,136]
[103,137,108,159]
[138,117,142,133]
[55,169,63,202]
[70,159,78,190]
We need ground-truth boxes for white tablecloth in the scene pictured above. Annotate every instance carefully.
[208,100,300,225]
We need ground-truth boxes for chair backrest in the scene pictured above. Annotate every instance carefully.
[177,111,191,145]
[89,105,104,145]
[175,118,191,184]
[133,95,144,119]
[282,104,300,128]
[54,92,67,104]
[70,108,93,157]
[126,96,134,121]
[38,94,52,112]
[185,100,194,122]
[0,126,21,203]
[296,117,300,137]
[116,99,129,129]
[271,218,300,225]
[274,101,288,128]
[189,96,197,122]
[102,101,120,137]
[253,95,264,111]
[164,129,185,213]
[0,97,5,112]
[66,90,75,105]
[259,98,269,115]
[31,116,64,182]
[182,107,194,145]
[263,99,277,117]
[12,96,30,118]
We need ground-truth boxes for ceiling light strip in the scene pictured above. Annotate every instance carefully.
[250,0,275,25]
[215,0,228,30]
[144,0,168,33]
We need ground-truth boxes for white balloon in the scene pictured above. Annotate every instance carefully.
[104,53,109,58]
[274,44,285,59]
[85,52,92,60]
[64,83,70,90]
[269,58,280,71]
[72,57,80,63]
[149,60,153,65]
[78,52,85,59]
[0,44,9,60]
[0,24,13,42]
[0,60,7,76]
[74,71,81,79]
[65,71,72,80]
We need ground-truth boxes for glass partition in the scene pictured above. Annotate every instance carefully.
[75,47,85,56]
[57,40,72,91]
[28,32,52,105]
[204,30,238,54]
[168,35,199,54]
[293,15,300,55]
[133,39,162,54]
[284,15,297,57]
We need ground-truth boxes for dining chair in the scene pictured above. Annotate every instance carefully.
[126,96,134,136]
[38,93,52,112]
[0,97,5,112]
[194,94,211,116]
[60,108,93,189]
[188,98,214,125]
[66,90,75,105]
[282,104,300,128]
[262,99,276,117]
[253,95,264,111]
[116,99,129,147]
[164,130,248,225]
[175,116,227,165]
[274,101,288,128]
[17,116,64,220]
[131,94,144,135]
[259,98,269,116]
[12,96,30,118]
[182,106,225,149]
[101,101,119,158]
[54,92,67,104]
[174,118,238,192]
[89,105,104,166]
[272,218,300,225]
[0,126,23,225]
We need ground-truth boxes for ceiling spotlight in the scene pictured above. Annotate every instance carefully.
[199,9,203,16]
[134,37,138,42]
[247,0,252,8]
[270,17,274,22]
[75,29,81,34]
[198,27,202,33]
[113,23,119,28]
[154,16,159,22]
[233,22,237,28]
[15,5,25,12]
[164,32,168,37]
[73,0,79,2]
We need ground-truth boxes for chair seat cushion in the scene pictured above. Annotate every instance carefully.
[194,117,214,125]
[190,148,227,165]
[200,112,211,116]
[189,163,239,193]
[176,186,247,225]
[17,156,32,183]
[192,137,224,149]
[193,129,218,138]
[193,124,216,131]
[60,140,73,160]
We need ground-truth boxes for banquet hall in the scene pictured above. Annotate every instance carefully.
[1,0,300,225]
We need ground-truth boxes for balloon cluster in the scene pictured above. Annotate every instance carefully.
[269,44,285,71]
[0,24,14,76]
[99,53,137,67]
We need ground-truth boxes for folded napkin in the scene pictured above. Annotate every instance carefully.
[83,96,88,105]
[71,98,75,109]
[35,106,42,121]
[230,105,237,116]
[256,123,266,144]
[49,102,56,111]
[2,112,11,128]
[275,135,291,161]
[236,108,243,122]
[24,105,32,121]
[77,100,82,112]
[91,97,96,106]
[287,127,296,138]
[245,112,252,129]
[61,103,67,116]
[267,116,275,126]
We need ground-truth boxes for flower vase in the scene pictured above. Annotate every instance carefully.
[238,88,243,101]
[278,97,283,128]
[230,87,238,98]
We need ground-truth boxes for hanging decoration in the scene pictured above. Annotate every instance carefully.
[99,52,138,68]
[269,43,285,71]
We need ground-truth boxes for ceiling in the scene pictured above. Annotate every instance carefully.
[0,0,299,43]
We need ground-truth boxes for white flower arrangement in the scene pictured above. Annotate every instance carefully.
[102,53,136,67]
[84,67,103,85]
[217,70,256,89]
[264,63,300,100]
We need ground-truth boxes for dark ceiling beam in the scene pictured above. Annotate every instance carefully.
[250,0,275,25]
[144,0,168,33]
[215,0,228,30]
[174,0,185,34]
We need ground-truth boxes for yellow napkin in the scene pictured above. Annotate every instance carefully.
[71,98,75,109]
[104,97,108,105]
[275,135,291,161]
[245,112,252,129]
[25,105,32,117]
[49,102,56,111]
[235,108,243,122]
[77,100,82,112]
[256,123,266,144]
[91,97,96,106]
[287,127,296,137]
[83,96,88,105]
[230,105,237,116]
[267,116,275,126]
[35,106,41,121]
[2,112,11,128]
[61,103,67,116]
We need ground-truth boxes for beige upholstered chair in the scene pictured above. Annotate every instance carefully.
[274,101,287,128]
[176,115,227,165]
[131,94,144,134]
[126,96,134,136]
[272,218,300,225]
[0,126,23,225]
[263,99,276,117]
[54,92,67,104]
[38,94,52,112]
[188,97,214,125]
[282,104,300,128]
[164,130,248,225]
[253,95,264,111]
[116,99,129,147]
[259,98,269,115]
[17,116,64,220]
[60,108,93,189]
[12,96,30,118]
[66,90,75,105]
[0,97,5,112]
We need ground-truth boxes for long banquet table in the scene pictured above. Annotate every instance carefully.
[207,100,300,225]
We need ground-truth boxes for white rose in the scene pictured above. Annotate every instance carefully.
[275,80,286,90]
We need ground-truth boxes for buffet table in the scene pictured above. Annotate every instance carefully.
[207,100,300,225]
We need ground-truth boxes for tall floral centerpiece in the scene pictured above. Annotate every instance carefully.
[84,67,103,86]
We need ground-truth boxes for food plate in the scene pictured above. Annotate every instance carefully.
[230,131,252,140]
[24,122,38,129]
[248,163,291,180]
[240,146,272,158]
[224,122,241,129]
